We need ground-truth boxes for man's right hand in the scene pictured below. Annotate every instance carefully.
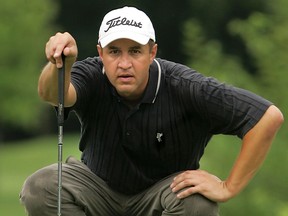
[45,32,78,68]
[38,32,77,107]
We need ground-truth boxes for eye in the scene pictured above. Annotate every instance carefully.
[129,49,141,55]
[109,49,120,55]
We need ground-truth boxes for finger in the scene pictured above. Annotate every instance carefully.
[170,170,195,188]
[62,46,75,59]
[171,178,199,193]
[45,33,66,67]
[171,170,210,193]
[45,39,56,64]
[45,36,63,66]
[62,41,78,60]
[176,186,199,199]
[53,45,66,68]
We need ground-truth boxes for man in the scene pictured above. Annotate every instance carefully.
[20,6,283,216]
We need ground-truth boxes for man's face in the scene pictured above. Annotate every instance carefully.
[97,39,157,101]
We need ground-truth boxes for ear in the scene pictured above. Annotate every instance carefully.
[150,44,158,64]
[97,44,103,60]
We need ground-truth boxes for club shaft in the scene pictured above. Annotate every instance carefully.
[57,55,65,216]
[57,126,63,216]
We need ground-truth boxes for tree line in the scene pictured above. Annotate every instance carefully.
[1,0,286,139]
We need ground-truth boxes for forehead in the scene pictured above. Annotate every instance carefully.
[106,38,145,49]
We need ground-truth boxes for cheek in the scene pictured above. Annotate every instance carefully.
[105,70,117,84]
[103,60,117,76]
[102,67,116,85]
[136,65,150,84]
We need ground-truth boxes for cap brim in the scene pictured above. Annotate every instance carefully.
[99,32,150,48]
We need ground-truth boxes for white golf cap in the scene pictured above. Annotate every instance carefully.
[98,6,156,47]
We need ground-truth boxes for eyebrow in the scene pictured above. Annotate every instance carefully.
[129,45,141,50]
[107,45,119,50]
[107,45,142,50]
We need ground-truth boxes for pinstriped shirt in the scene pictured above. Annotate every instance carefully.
[70,57,272,195]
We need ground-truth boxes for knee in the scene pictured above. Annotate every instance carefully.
[184,193,219,216]
[161,191,219,216]
[20,165,57,213]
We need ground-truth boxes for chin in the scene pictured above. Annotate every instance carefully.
[117,89,133,97]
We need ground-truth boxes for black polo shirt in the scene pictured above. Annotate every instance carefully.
[70,57,272,195]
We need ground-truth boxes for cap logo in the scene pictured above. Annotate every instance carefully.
[104,16,143,32]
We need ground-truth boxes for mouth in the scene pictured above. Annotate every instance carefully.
[118,73,134,83]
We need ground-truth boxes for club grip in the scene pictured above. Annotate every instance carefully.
[57,54,65,126]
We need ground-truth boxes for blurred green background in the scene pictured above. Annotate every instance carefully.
[0,0,287,215]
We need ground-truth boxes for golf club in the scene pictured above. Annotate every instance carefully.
[57,54,65,216]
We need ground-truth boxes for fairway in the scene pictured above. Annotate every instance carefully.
[0,133,286,216]
[0,133,237,215]
[0,134,81,216]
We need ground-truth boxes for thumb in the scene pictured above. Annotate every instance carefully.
[62,46,78,63]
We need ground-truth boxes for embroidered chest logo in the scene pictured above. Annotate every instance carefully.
[104,16,143,32]
[156,132,163,142]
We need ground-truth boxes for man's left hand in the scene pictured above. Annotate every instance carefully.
[170,170,232,202]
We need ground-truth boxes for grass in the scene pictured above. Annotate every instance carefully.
[0,132,287,215]
[0,134,81,216]
[0,133,240,215]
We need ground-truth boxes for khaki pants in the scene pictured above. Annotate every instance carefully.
[20,156,219,216]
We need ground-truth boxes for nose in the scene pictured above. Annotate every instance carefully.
[118,53,132,70]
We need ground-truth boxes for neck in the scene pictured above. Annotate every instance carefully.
[122,97,142,109]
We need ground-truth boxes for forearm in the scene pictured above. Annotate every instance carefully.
[38,62,58,105]
[38,59,74,106]
[170,108,283,203]
[224,105,284,199]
